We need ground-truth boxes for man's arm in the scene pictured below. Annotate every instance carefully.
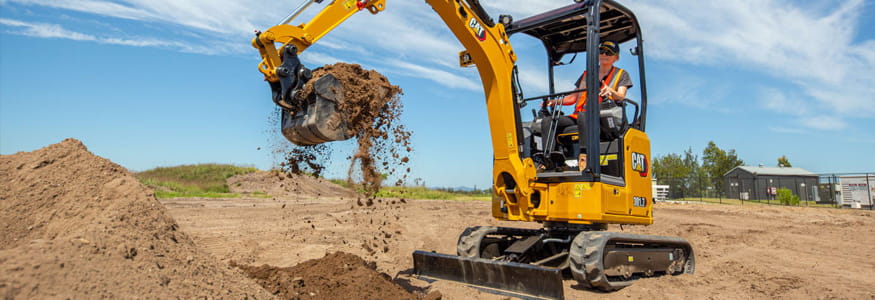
[599,71,633,102]
[600,85,627,102]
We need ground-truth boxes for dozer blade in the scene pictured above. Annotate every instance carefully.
[412,250,565,300]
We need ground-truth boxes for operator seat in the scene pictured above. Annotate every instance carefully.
[547,101,628,175]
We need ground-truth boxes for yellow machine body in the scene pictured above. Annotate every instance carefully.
[494,128,653,225]
[253,1,694,297]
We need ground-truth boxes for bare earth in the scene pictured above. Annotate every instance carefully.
[3,139,874,299]
[162,194,875,299]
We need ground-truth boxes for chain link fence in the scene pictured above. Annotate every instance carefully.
[653,172,875,209]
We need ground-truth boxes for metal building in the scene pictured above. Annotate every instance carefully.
[723,166,819,201]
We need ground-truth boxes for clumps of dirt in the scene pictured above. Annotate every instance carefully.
[233,252,438,300]
[0,139,272,298]
[281,143,332,177]
[228,170,357,199]
[281,63,413,196]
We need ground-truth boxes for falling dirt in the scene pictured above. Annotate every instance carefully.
[281,144,333,178]
[0,139,272,299]
[279,63,412,195]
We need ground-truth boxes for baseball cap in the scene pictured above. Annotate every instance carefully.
[599,41,619,56]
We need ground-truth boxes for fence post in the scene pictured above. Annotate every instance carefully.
[829,173,839,208]
[868,173,873,211]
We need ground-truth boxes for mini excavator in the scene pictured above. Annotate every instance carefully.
[252,1,694,299]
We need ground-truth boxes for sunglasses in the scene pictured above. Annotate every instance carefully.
[599,48,617,56]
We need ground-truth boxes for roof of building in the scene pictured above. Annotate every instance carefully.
[724,166,818,177]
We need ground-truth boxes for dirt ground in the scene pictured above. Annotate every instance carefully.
[0,139,272,299]
[162,193,875,299]
[3,139,874,299]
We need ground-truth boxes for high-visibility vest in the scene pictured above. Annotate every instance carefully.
[570,67,625,119]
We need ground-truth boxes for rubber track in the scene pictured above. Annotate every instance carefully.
[569,231,695,291]
[456,226,498,258]
[456,226,546,258]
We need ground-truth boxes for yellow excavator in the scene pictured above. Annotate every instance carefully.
[253,0,694,299]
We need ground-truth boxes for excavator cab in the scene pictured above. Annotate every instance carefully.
[509,1,647,177]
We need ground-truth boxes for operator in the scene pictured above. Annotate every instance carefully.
[539,41,633,170]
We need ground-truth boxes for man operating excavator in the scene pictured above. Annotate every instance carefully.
[538,40,633,171]
[253,1,696,298]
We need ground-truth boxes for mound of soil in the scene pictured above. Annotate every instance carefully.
[234,252,436,300]
[228,170,357,199]
[0,139,272,298]
[281,63,412,195]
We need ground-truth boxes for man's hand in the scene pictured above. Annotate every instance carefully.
[599,86,614,99]
[599,86,625,102]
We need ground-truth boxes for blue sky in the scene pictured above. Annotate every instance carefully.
[1,0,873,188]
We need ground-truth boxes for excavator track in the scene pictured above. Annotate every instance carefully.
[569,231,695,291]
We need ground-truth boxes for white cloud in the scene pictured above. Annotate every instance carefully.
[5,0,265,35]
[383,59,481,91]
[623,0,875,128]
[0,18,233,54]
[799,115,847,130]
[759,87,808,116]
[768,126,806,134]
[1,18,95,41]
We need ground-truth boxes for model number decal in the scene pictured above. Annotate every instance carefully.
[631,152,648,177]
[633,196,647,207]
[469,18,486,41]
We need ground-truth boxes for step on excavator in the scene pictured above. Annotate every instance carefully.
[252,1,695,299]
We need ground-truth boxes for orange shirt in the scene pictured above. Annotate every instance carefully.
[570,67,626,119]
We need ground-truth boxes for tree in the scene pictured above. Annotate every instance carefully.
[653,153,686,199]
[653,147,700,199]
[683,147,705,198]
[701,141,744,197]
[777,155,792,167]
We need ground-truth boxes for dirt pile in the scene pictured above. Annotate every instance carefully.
[228,170,357,199]
[234,252,437,300]
[0,139,272,299]
[281,63,412,195]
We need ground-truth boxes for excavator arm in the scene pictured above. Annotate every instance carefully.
[252,0,533,208]
[252,0,387,83]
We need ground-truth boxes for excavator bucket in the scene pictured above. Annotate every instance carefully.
[267,43,353,146]
[412,251,565,300]
[280,74,352,145]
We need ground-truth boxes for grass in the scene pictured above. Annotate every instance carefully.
[375,186,491,201]
[670,197,839,208]
[136,164,259,198]
[327,179,491,201]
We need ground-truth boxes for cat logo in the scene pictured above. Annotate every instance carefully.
[631,152,648,177]
[468,18,486,41]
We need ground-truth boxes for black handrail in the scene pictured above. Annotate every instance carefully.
[521,88,588,102]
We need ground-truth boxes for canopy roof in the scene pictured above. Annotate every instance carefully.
[507,0,640,62]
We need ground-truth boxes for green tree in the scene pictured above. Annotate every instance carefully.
[683,147,705,198]
[701,141,744,197]
[653,153,686,199]
[777,155,792,167]
[653,147,701,199]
